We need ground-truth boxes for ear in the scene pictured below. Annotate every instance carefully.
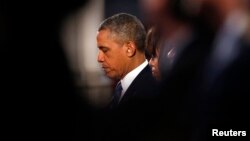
[125,41,136,57]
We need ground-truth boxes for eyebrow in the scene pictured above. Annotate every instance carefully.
[98,46,109,49]
[98,46,105,49]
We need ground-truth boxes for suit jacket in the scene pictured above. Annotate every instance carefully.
[98,64,160,141]
[118,64,159,109]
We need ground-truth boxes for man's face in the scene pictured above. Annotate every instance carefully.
[97,29,129,80]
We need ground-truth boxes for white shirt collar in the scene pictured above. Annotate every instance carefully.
[120,60,148,100]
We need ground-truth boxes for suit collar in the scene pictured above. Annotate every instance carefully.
[119,64,152,105]
[120,60,148,99]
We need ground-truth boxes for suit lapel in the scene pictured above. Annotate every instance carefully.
[119,65,151,105]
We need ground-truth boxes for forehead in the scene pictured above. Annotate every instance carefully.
[97,29,112,41]
[97,29,123,46]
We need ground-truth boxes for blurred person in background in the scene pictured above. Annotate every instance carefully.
[139,0,210,82]
[139,0,216,140]
[140,0,250,140]
[189,0,250,140]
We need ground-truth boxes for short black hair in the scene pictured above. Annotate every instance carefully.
[98,13,146,52]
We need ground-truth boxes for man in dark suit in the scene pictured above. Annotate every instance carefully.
[96,13,157,110]
[95,13,158,141]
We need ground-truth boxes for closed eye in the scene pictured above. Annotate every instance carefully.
[99,46,109,53]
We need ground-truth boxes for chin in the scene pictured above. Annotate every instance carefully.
[106,73,116,80]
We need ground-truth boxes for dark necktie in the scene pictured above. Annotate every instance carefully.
[110,81,123,109]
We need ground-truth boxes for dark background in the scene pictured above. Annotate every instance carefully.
[2,0,144,139]
[2,0,92,140]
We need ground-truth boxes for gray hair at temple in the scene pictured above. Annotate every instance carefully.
[98,13,146,52]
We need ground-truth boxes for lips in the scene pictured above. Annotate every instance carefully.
[101,66,110,72]
[102,65,108,69]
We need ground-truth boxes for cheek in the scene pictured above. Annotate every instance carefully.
[103,54,114,67]
[106,57,123,74]
[105,61,122,79]
[106,49,126,74]
[155,59,159,68]
[151,59,158,67]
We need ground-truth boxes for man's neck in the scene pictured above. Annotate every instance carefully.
[121,54,146,79]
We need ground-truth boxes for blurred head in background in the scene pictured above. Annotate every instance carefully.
[140,0,198,78]
[97,13,146,81]
[139,0,170,26]
[180,0,250,30]
[139,0,198,28]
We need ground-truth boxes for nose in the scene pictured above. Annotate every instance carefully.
[97,51,104,63]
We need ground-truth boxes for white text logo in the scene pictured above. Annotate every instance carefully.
[212,129,246,136]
